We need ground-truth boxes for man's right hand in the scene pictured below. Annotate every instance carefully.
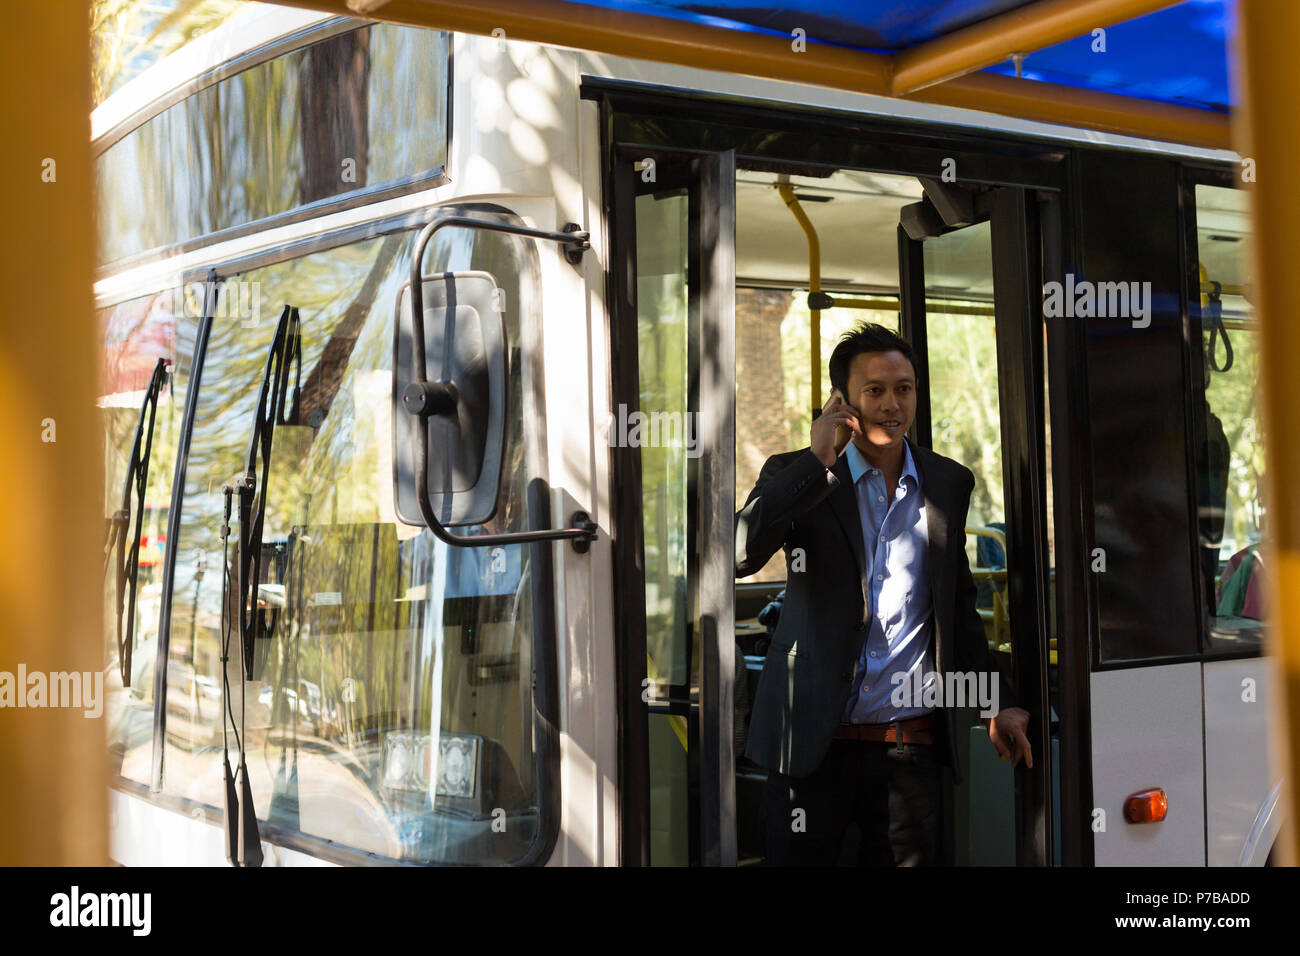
[811,389,862,469]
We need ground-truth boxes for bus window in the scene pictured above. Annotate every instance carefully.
[95,24,449,266]
[100,288,185,789]
[1193,184,1264,652]
[158,221,552,864]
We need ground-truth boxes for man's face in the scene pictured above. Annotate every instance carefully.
[842,349,917,452]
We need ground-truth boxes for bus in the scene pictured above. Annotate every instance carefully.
[95,2,1281,866]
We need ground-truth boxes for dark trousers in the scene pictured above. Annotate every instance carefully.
[760,737,943,866]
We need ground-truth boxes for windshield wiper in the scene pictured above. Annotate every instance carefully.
[234,304,301,680]
[105,357,170,687]
[220,303,302,868]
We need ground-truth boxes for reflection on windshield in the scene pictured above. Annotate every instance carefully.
[100,289,188,788]
[96,24,449,264]
[156,225,546,864]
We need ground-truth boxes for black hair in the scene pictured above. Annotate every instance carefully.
[827,322,918,397]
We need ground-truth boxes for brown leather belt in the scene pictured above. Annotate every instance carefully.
[834,713,935,745]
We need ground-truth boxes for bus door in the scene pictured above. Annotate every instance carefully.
[897,184,1054,866]
[608,146,737,865]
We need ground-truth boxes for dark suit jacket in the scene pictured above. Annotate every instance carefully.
[735,437,1016,785]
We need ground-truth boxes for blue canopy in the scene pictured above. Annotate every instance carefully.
[569,0,1232,112]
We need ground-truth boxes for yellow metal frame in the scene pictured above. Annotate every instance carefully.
[1237,0,1299,865]
[2,4,105,863]
[891,0,1176,94]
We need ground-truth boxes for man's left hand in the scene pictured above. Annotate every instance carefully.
[986,707,1033,768]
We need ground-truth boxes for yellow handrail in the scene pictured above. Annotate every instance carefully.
[777,183,823,416]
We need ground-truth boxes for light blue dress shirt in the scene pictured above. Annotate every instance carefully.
[841,439,938,724]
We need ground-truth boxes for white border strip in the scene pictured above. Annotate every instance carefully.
[109,788,338,867]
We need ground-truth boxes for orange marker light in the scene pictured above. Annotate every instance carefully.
[1123,788,1168,824]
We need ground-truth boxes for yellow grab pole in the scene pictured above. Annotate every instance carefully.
[777,184,823,416]
[1235,0,1298,866]
[0,4,106,864]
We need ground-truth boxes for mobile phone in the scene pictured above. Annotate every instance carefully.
[831,389,853,449]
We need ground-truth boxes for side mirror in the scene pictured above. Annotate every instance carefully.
[391,212,597,552]
[393,271,507,527]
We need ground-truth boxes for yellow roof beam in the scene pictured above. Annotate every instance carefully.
[316,0,898,92]
[891,0,1178,94]
[920,70,1229,148]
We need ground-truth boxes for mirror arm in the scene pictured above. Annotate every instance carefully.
[405,214,596,553]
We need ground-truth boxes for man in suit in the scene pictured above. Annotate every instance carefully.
[736,322,1032,866]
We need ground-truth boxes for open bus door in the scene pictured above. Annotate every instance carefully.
[609,146,737,866]
[609,137,1058,866]
[897,183,1055,866]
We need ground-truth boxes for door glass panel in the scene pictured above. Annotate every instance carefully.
[1193,184,1265,652]
[1043,311,1061,867]
[921,221,1017,866]
[923,223,1010,658]
[638,189,692,693]
[635,187,694,865]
